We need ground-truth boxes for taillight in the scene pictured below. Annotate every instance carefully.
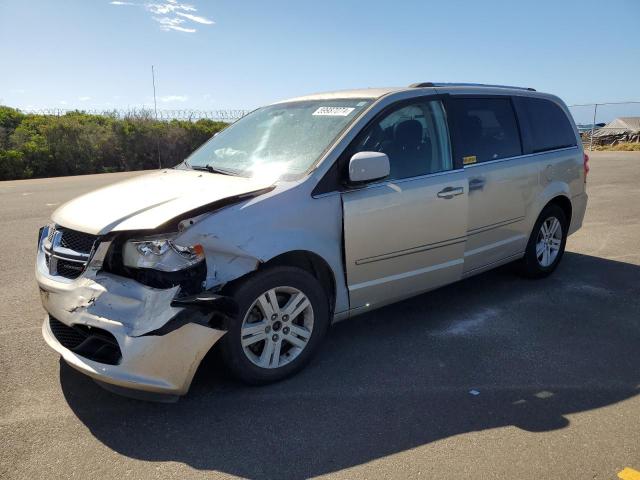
[583,153,590,182]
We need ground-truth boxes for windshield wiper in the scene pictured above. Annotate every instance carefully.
[189,164,238,176]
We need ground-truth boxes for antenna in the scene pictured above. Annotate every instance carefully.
[151,65,162,169]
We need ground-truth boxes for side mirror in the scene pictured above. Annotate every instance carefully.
[348,151,390,184]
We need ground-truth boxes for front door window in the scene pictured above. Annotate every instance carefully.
[348,100,452,180]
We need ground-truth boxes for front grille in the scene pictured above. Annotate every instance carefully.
[59,228,97,254]
[43,226,99,279]
[56,260,85,279]
[49,317,122,365]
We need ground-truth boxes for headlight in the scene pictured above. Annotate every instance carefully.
[122,235,205,272]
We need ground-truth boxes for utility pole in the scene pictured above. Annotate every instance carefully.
[589,103,598,152]
[151,65,162,169]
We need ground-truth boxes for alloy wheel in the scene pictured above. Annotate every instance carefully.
[240,286,314,369]
[536,216,562,267]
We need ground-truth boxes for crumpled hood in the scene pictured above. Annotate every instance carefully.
[52,169,274,235]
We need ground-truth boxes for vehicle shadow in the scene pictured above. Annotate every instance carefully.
[60,252,640,479]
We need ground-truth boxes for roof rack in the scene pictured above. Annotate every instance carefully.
[409,82,536,92]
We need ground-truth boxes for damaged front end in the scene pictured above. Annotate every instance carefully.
[36,219,238,399]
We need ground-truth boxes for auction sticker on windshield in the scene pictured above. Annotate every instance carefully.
[313,106,356,116]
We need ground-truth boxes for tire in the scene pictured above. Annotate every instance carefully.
[219,266,330,385]
[519,204,568,278]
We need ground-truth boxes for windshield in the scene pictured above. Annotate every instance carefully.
[183,99,372,180]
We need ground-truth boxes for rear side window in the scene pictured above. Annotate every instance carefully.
[516,97,577,153]
[450,97,522,164]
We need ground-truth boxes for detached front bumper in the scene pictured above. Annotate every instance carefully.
[36,232,226,397]
[42,314,223,396]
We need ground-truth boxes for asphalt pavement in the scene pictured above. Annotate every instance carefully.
[1,152,639,479]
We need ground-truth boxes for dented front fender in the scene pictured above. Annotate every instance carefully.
[172,182,349,314]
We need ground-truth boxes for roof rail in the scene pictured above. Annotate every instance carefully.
[409,82,536,91]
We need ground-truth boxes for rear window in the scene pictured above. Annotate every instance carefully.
[449,97,522,164]
[517,97,577,153]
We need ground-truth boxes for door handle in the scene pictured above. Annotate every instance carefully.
[469,178,486,191]
[437,186,464,199]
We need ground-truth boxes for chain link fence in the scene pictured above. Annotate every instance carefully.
[20,107,250,123]
[18,102,640,150]
[567,101,640,151]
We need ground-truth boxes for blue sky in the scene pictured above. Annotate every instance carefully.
[1,0,639,123]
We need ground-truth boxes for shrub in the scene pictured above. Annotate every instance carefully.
[0,150,29,180]
[0,106,228,181]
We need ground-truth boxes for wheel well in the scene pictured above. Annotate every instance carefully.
[263,251,336,315]
[547,195,572,227]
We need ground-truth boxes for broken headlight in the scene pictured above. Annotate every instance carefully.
[122,235,205,272]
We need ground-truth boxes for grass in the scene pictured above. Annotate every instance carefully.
[592,142,640,151]
[582,142,640,152]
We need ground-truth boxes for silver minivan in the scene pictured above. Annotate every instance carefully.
[36,83,589,399]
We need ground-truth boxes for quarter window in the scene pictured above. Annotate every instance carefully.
[450,97,522,164]
[348,100,452,180]
[516,97,577,153]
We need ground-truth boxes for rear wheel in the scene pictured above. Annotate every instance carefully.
[519,204,568,278]
[219,266,330,384]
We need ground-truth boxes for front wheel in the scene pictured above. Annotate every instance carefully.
[219,266,330,385]
[519,204,568,278]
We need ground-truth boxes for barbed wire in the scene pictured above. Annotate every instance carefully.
[18,101,640,127]
[568,101,640,107]
[18,107,251,123]
[568,101,640,128]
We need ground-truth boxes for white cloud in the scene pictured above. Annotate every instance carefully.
[78,96,91,101]
[11,88,26,94]
[175,11,214,24]
[146,1,196,15]
[108,0,213,33]
[153,17,196,33]
[154,16,182,26]
[59,100,68,105]
[160,95,188,102]
[153,16,196,32]
[164,25,196,33]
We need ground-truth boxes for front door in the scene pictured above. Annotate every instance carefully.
[341,99,468,310]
